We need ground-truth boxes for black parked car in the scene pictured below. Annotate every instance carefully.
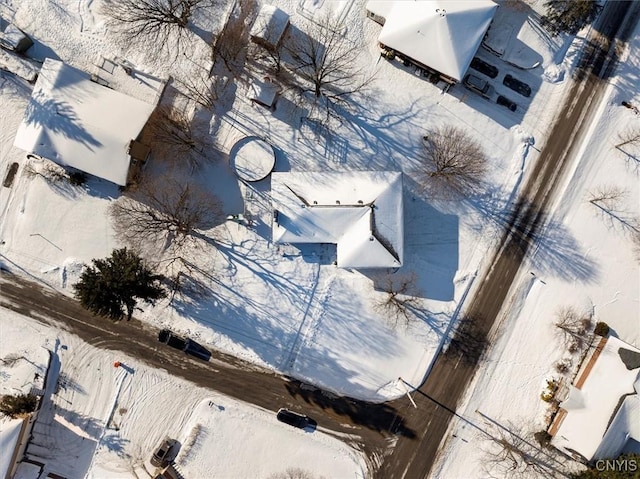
[497,95,517,112]
[277,408,315,429]
[470,57,498,78]
[158,329,211,362]
[503,74,531,98]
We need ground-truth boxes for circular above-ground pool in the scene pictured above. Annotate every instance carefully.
[230,136,276,182]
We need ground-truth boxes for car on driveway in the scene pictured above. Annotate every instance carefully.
[503,74,531,98]
[497,95,517,112]
[277,408,315,429]
[151,437,177,467]
[463,74,494,99]
[470,57,498,78]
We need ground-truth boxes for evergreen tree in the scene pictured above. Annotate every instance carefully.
[73,248,165,320]
[541,1,599,37]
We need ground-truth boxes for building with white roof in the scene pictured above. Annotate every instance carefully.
[271,171,403,268]
[13,58,158,186]
[366,0,498,82]
[250,4,290,50]
[550,335,640,462]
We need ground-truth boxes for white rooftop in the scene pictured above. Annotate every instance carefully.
[13,58,156,186]
[250,4,290,49]
[371,0,498,81]
[552,336,640,461]
[272,171,403,268]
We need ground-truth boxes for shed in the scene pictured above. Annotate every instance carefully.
[250,4,290,50]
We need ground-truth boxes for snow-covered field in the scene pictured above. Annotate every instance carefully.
[0,0,638,477]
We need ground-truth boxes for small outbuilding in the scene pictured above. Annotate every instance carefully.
[272,171,403,269]
[13,58,158,186]
[250,4,290,50]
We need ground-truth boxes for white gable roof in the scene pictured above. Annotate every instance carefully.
[14,58,155,186]
[272,172,403,268]
[373,0,498,81]
[552,336,640,461]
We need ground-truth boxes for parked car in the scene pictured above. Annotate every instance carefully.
[158,329,212,362]
[151,437,177,467]
[463,74,493,99]
[470,57,498,78]
[497,95,517,112]
[277,408,315,429]
[503,74,531,98]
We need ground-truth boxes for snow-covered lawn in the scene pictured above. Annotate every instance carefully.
[0,310,366,479]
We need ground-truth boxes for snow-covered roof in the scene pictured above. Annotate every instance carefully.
[250,4,290,49]
[372,0,498,81]
[272,171,403,268]
[552,336,640,461]
[13,58,156,186]
[0,418,23,479]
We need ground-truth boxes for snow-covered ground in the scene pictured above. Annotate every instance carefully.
[0,310,366,478]
[0,0,580,404]
[0,0,638,477]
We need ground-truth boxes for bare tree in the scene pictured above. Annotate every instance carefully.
[480,420,564,479]
[24,157,68,183]
[416,125,488,197]
[102,0,208,46]
[109,177,224,255]
[588,185,639,233]
[554,306,592,353]
[211,0,256,75]
[373,273,421,326]
[284,12,374,110]
[148,106,209,169]
[172,69,221,110]
[615,125,640,168]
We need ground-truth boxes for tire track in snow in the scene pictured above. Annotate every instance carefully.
[283,266,336,372]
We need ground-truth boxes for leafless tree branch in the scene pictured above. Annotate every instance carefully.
[372,273,421,327]
[148,106,211,170]
[102,0,209,48]
[283,12,375,115]
[416,125,488,198]
[109,177,223,256]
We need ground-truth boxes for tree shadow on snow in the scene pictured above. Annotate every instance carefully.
[467,191,599,283]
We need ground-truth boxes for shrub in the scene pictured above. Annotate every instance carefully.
[534,430,552,449]
[555,358,572,374]
[69,171,88,186]
[0,393,38,418]
[541,379,558,402]
[594,321,610,337]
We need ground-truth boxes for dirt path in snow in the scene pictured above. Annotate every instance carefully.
[378,2,640,478]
